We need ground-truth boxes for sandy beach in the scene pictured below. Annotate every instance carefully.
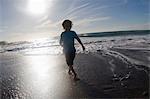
[0,46,149,99]
[0,0,149,98]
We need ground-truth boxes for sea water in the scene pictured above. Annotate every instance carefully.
[0,30,150,55]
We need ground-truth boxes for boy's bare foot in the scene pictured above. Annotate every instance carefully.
[73,77,80,81]
[73,74,80,81]
[68,70,72,75]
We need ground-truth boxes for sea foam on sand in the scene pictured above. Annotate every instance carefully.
[0,35,149,98]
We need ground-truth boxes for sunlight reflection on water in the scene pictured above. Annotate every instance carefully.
[23,52,69,98]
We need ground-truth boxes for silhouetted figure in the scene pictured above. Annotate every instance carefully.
[60,20,85,81]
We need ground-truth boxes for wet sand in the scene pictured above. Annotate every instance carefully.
[0,48,149,98]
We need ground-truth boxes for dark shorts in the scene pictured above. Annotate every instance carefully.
[64,51,76,66]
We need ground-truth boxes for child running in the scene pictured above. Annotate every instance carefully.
[60,20,85,81]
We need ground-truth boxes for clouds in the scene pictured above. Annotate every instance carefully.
[0,29,3,33]
[0,26,8,33]
[117,23,150,31]
[0,0,149,41]
[33,0,112,33]
[76,17,111,24]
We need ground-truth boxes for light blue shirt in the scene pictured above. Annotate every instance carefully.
[60,31,79,53]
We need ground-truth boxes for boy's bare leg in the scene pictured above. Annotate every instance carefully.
[69,65,76,76]
[68,67,72,75]
[69,65,80,81]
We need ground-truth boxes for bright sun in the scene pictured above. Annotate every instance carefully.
[27,0,48,15]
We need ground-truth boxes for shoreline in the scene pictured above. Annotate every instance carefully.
[0,46,149,98]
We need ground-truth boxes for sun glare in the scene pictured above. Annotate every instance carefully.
[27,0,48,15]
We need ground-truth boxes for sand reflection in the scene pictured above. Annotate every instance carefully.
[24,54,69,98]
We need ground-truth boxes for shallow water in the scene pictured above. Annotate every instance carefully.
[0,44,149,98]
[0,34,150,55]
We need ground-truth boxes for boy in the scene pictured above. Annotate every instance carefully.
[60,20,85,81]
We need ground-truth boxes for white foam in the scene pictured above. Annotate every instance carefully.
[1,35,150,55]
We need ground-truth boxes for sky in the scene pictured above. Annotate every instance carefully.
[0,0,149,41]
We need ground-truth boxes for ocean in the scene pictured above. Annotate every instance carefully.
[0,30,150,55]
[0,30,150,98]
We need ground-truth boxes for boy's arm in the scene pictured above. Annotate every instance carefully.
[75,33,85,51]
[59,34,63,47]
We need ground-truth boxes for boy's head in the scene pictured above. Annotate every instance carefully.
[62,20,72,31]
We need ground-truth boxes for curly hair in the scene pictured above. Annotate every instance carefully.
[62,20,72,30]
